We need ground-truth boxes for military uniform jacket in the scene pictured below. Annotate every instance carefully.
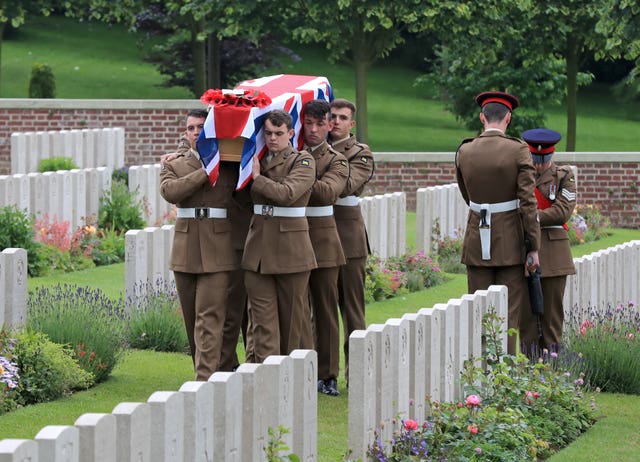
[306,141,348,268]
[455,130,540,266]
[331,134,374,259]
[536,163,577,277]
[159,139,238,273]
[242,145,317,274]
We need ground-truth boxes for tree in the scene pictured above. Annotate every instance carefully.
[423,0,565,136]
[0,1,52,94]
[288,0,437,143]
[426,0,616,150]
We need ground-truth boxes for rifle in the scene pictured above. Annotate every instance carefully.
[525,243,545,346]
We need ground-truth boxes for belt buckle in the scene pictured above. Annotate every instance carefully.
[195,207,208,219]
[262,205,274,217]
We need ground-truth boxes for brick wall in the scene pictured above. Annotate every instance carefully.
[369,153,640,229]
[0,99,202,172]
[1,100,638,228]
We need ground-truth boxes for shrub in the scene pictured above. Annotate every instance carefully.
[365,251,446,303]
[431,220,466,274]
[28,63,56,98]
[363,308,596,461]
[33,216,96,273]
[0,205,46,276]
[127,282,188,353]
[11,330,94,405]
[568,203,611,246]
[91,227,126,266]
[38,156,79,172]
[0,331,20,415]
[26,284,128,383]
[98,179,146,233]
[562,301,640,394]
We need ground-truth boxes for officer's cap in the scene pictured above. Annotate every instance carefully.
[475,91,520,111]
[522,128,562,155]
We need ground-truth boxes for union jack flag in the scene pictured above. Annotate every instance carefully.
[197,74,333,190]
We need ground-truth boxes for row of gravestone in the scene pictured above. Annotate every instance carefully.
[122,192,407,300]
[0,350,317,462]
[10,128,125,175]
[0,165,174,233]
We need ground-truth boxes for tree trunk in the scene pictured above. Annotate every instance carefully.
[352,43,370,144]
[189,16,207,97]
[207,33,222,89]
[565,35,579,152]
[0,22,5,95]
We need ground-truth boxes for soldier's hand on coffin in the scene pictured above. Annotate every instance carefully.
[252,154,261,179]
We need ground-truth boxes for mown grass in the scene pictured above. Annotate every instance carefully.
[14,227,640,460]
[3,17,640,152]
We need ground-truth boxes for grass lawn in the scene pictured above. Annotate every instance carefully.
[11,227,640,460]
[3,18,640,152]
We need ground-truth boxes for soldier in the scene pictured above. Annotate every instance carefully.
[328,98,374,385]
[455,91,540,354]
[242,109,317,363]
[159,109,238,380]
[302,100,349,396]
[520,128,576,353]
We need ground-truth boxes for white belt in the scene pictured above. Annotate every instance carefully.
[542,225,565,229]
[306,205,333,217]
[253,204,306,217]
[469,199,519,260]
[335,196,359,206]
[177,207,227,219]
[469,199,519,214]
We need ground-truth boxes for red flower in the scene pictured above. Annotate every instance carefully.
[467,424,479,435]
[404,419,419,431]
[465,394,481,407]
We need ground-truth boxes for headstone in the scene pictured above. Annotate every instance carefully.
[401,312,426,422]
[112,402,151,462]
[433,303,456,402]
[418,307,440,403]
[263,356,294,451]
[209,372,242,461]
[74,413,117,462]
[0,439,38,461]
[178,381,214,462]
[289,349,318,461]
[10,132,27,174]
[35,425,79,462]
[1,249,27,328]
[125,230,148,301]
[386,317,411,420]
[147,391,184,462]
[236,363,268,462]
[368,323,393,442]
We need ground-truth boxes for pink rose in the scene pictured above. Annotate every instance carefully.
[466,394,481,407]
[404,419,419,431]
[467,424,479,435]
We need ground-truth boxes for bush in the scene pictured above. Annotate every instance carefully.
[10,330,94,405]
[26,284,128,383]
[0,205,46,276]
[365,251,446,303]
[0,331,21,415]
[568,203,611,246]
[33,216,96,273]
[38,156,79,172]
[562,301,640,394]
[363,308,597,461]
[127,282,189,353]
[28,63,56,98]
[98,179,146,233]
[91,227,126,266]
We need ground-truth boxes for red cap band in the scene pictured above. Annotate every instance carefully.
[481,97,513,110]
[527,145,556,154]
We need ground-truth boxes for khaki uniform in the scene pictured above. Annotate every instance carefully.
[305,141,348,380]
[521,164,576,351]
[242,145,317,363]
[160,139,238,380]
[219,184,253,371]
[331,134,374,379]
[456,130,540,353]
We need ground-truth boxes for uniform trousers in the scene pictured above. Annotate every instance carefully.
[244,270,311,363]
[466,264,528,355]
[520,275,567,353]
[309,266,341,380]
[173,270,230,381]
[337,256,367,381]
[219,255,247,371]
